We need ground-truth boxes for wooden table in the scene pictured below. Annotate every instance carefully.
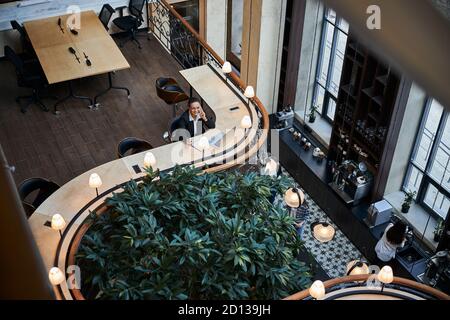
[28,63,259,299]
[24,10,131,113]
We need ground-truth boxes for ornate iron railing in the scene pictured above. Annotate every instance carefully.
[148,0,268,171]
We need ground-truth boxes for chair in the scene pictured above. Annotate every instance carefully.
[156,77,189,118]
[117,137,153,158]
[18,178,60,218]
[113,0,148,49]
[10,20,35,60]
[4,45,54,113]
[163,116,184,143]
[98,4,115,31]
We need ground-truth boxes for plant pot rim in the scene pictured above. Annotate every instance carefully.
[67,202,111,300]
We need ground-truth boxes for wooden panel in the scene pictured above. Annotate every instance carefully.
[199,0,207,39]
[24,11,130,84]
[283,0,306,107]
[240,0,261,87]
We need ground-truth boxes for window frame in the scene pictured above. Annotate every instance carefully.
[403,98,450,220]
[312,9,348,124]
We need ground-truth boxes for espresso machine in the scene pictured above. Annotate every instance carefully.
[423,250,450,293]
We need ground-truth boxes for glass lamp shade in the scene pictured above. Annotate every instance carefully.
[244,86,255,99]
[378,266,394,284]
[284,188,304,208]
[309,280,325,300]
[264,159,278,177]
[143,152,156,169]
[48,267,65,286]
[312,222,335,243]
[197,136,210,151]
[51,214,66,231]
[222,61,232,74]
[89,173,102,189]
[240,116,252,129]
[346,260,369,276]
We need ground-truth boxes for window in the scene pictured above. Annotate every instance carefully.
[312,9,349,123]
[404,98,450,220]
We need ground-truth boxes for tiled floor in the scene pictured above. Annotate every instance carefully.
[281,168,367,279]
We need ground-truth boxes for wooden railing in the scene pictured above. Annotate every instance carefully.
[283,274,450,300]
[148,0,270,173]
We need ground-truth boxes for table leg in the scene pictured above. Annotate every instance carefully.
[54,81,93,115]
[94,72,131,107]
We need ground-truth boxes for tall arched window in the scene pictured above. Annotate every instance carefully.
[312,8,349,123]
[404,98,450,220]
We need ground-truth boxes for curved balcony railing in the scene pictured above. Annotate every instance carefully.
[283,275,450,300]
[148,0,269,173]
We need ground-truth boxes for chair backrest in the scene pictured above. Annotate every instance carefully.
[4,45,24,75]
[129,0,146,20]
[21,201,37,219]
[156,77,189,105]
[99,4,115,31]
[10,20,27,39]
[117,137,153,158]
[18,178,60,212]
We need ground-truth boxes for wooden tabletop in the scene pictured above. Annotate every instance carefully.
[28,64,259,299]
[24,10,130,84]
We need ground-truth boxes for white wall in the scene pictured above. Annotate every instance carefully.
[384,83,427,195]
[255,0,286,114]
[294,0,323,119]
[205,0,226,60]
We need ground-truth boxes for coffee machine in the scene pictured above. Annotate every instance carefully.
[424,250,450,293]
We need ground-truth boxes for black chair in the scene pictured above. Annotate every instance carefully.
[99,4,115,31]
[18,178,60,218]
[156,77,189,118]
[4,46,56,113]
[163,116,184,143]
[113,0,148,49]
[117,137,153,158]
[10,20,36,60]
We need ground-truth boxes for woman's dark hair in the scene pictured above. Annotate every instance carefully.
[188,97,201,107]
[386,220,407,245]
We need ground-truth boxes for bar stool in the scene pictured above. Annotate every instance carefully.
[156,77,189,118]
[117,137,153,158]
[18,178,60,218]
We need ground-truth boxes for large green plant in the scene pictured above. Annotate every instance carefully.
[77,165,312,300]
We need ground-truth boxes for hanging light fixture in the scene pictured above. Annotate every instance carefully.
[48,267,65,286]
[311,222,335,243]
[284,188,305,208]
[346,260,369,276]
[309,280,326,300]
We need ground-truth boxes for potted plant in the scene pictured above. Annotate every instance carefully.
[308,105,319,123]
[73,166,312,300]
[401,190,417,213]
[434,219,445,242]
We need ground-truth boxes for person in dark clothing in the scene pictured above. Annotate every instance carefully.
[176,97,216,138]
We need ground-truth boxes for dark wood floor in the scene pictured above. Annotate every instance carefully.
[0,34,190,187]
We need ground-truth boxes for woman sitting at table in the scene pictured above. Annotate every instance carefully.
[176,97,216,138]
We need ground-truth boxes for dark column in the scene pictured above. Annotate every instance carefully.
[0,144,55,299]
